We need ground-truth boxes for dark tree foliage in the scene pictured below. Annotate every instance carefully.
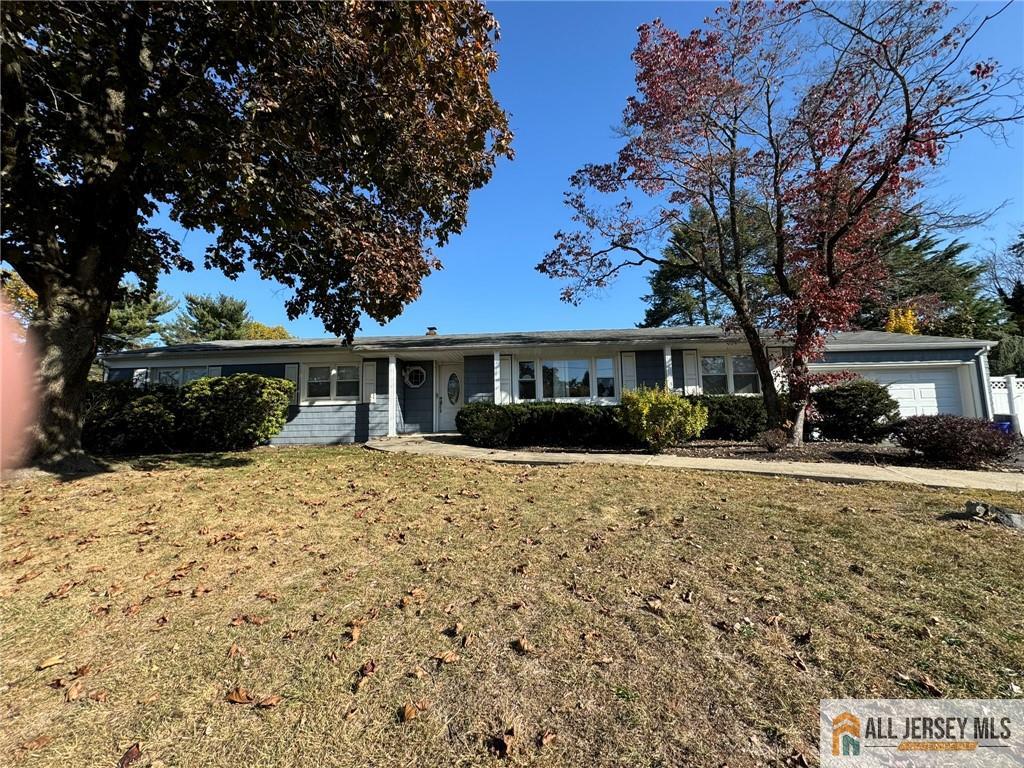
[1,1,512,463]
[855,219,1003,339]
[160,294,251,346]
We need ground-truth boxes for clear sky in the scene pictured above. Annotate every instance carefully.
[151,1,1024,340]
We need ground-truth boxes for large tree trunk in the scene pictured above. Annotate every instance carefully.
[29,286,111,467]
[736,321,787,429]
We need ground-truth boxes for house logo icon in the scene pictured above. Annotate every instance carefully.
[832,711,861,756]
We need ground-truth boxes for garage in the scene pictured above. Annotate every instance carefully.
[857,367,963,417]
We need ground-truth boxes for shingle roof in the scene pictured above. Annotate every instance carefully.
[102,326,994,360]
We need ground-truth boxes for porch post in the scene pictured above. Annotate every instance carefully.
[387,355,397,437]
[663,345,674,391]
[1006,374,1022,436]
[493,351,501,404]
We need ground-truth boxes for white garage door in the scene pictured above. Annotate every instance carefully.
[857,367,963,417]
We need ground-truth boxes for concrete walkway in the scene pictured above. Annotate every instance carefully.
[366,434,1024,492]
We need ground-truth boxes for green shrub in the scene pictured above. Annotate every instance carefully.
[620,388,708,453]
[82,381,181,455]
[455,402,635,449]
[893,415,1016,468]
[688,395,767,440]
[179,374,294,450]
[810,379,900,443]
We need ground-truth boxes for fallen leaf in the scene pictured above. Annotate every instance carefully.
[16,569,42,584]
[785,750,811,768]
[227,642,244,659]
[88,689,108,702]
[191,584,212,598]
[512,636,534,655]
[71,664,91,678]
[344,624,361,648]
[538,730,557,748]
[487,726,516,758]
[226,687,254,705]
[65,679,85,702]
[433,649,460,665]
[117,742,142,768]
[256,590,279,603]
[399,702,419,722]
[18,734,53,752]
[644,597,666,617]
[36,655,64,671]
[256,694,282,708]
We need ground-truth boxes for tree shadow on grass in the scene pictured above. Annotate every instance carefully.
[128,453,254,472]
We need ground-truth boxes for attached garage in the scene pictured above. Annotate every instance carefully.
[811,331,995,421]
[856,367,963,417]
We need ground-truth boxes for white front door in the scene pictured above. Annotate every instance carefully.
[438,364,464,431]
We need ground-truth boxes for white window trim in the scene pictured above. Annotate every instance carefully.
[301,362,362,405]
[697,353,761,396]
[512,355,619,405]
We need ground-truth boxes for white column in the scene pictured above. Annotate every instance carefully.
[1007,375,1022,436]
[663,345,674,391]
[493,351,501,404]
[387,356,397,437]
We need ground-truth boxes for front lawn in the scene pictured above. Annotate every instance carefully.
[2,448,1021,767]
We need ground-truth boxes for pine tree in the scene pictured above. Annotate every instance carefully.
[159,294,251,345]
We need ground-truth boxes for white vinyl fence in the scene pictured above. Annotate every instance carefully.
[990,374,1024,435]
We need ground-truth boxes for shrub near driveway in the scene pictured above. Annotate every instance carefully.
[810,379,900,443]
[894,415,1017,468]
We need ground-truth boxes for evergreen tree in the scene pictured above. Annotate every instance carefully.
[855,219,1003,339]
[160,294,251,345]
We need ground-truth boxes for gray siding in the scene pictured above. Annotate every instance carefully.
[635,350,665,389]
[271,358,389,445]
[398,361,434,433]
[821,348,976,364]
[464,355,494,403]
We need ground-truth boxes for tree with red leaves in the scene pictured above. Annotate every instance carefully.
[538,0,1023,441]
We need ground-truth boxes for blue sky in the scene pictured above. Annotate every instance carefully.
[152,1,1024,339]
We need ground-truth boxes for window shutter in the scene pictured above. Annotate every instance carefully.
[284,363,299,404]
[361,361,377,403]
[498,355,513,404]
[621,352,637,391]
[682,350,699,394]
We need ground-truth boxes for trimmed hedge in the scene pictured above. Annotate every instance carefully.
[620,388,707,453]
[82,374,294,455]
[810,379,900,443]
[893,415,1016,468]
[687,395,767,440]
[455,402,636,449]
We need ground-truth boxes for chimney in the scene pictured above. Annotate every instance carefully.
[426,326,438,336]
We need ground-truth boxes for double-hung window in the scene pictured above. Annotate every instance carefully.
[731,355,761,394]
[306,364,360,402]
[595,358,615,397]
[518,361,537,400]
[700,356,729,394]
[700,354,761,394]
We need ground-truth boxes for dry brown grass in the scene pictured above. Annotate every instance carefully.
[1,447,1022,767]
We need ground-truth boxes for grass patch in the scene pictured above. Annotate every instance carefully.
[2,447,1022,766]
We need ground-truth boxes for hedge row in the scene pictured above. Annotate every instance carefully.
[456,393,762,450]
[455,401,637,449]
[82,374,294,455]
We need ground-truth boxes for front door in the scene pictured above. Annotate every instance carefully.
[438,363,464,431]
